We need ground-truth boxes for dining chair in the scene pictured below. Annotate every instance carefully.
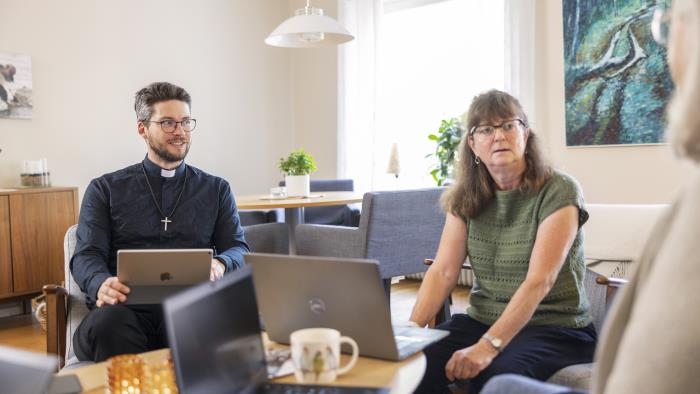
[280,179,360,227]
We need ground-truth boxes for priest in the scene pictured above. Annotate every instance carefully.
[70,81,249,362]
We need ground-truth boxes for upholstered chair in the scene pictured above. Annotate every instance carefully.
[295,188,445,301]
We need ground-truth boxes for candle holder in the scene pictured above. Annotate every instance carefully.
[106,354,179,394]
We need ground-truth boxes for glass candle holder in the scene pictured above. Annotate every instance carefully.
[106,354,146,394]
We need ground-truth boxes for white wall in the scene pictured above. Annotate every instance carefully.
[534,1,691,204]
[288,1,690,203]
[289,0,339,179]
[8,1,679,204]
[0,0,295,198]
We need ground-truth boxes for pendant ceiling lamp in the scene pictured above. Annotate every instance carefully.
[265,0,354,48]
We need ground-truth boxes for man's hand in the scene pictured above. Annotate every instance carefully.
[445,339,499,381]
[210,259,225,281]
[96,277,130,308]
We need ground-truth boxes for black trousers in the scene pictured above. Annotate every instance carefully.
[415,314,597,394]
[73,304,167,362]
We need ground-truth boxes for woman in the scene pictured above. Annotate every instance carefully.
[481,1,700,393]
[410,90,597,393]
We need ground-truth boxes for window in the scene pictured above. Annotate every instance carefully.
[374,0,505,190]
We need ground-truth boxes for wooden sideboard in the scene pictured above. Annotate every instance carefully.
[0,187,78,300]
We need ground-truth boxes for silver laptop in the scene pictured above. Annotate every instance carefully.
[117,249,212,304]
[245,253,449,361]
[163,266,389,394]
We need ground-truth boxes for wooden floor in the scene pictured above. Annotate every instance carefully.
[390,279,471,324]
[0,313,46,353]
[0,279,470,355]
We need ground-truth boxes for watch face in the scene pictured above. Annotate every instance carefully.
[492,338,502,348]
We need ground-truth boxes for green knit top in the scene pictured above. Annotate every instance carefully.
[465,170,592,328]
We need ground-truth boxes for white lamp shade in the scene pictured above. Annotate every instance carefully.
[265,14,354,48]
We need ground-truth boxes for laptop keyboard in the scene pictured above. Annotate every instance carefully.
[260,383,390,394]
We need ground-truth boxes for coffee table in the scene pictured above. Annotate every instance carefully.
[237,191,363,253]
[59,347,426,393]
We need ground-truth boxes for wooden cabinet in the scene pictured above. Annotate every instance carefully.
[0,187,78,299]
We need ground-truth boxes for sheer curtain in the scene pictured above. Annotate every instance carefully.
[504,0,537,127]
[337,0,383,195]
[338,0,534,193]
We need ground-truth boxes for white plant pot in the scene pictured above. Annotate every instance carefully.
[286,175,310,197]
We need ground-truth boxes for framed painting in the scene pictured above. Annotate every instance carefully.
[563,0,672,146]
[0,52,33,120]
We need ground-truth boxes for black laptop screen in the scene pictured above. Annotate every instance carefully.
[164,266,267,394]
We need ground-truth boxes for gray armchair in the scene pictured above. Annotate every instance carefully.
[295,188,445,300]
[243,223,289,254]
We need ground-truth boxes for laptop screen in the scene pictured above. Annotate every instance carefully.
[164,266,267,394]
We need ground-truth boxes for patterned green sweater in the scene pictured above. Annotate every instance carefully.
[466,170,592,328]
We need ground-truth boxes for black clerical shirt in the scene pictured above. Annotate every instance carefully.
[71,157,249,309]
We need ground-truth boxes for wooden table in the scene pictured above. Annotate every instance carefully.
[237,191,363,253]
[60,347,426,394]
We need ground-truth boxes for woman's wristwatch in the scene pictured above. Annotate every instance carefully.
[481,333,503,353]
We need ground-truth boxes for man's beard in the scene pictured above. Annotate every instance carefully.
[148,137,190,164]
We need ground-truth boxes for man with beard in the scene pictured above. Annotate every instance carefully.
[70,82,249,362]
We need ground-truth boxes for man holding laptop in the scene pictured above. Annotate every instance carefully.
[70,81,249,362]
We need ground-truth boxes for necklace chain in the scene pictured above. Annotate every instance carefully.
[141,163,188,231]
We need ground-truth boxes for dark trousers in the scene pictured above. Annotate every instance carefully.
[415,314,597,394]
[73,304,166,362]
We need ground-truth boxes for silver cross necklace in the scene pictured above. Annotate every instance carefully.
[141,163,188,231]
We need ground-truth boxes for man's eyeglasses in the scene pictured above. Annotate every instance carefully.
[144,119,197,133]
[651,5,670,46]
[470,118,525,141]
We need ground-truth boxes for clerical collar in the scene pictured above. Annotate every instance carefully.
[142,156,186,178]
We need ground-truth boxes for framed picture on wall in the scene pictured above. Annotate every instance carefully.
[562,0,672,147]
[0,52,33,120]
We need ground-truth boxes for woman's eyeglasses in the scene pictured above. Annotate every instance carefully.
[470,118,525,141]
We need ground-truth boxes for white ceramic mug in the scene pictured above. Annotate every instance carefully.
[290,328,359,383]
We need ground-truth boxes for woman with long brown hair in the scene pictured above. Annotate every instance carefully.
[482,0,700,392]
[410,90,596,393]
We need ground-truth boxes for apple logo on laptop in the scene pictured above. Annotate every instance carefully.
[308,298,326,315]
[160,272,173,281]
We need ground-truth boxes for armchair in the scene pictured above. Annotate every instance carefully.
[243,223,289,254]
[43,224,90,370]
[295,188,445,300]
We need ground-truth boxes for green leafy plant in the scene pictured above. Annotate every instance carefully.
[279,149,317,176]
[427,118,464,186]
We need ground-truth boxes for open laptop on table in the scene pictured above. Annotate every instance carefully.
[117,248,212,304]
[163,266,389,394]
[245,253,449,361]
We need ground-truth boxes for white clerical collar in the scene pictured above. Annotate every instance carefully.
[161,168,176,178]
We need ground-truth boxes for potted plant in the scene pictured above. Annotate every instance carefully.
[427,118,463,186]
[279,149,317,197]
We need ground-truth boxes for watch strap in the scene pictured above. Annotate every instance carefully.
[481,333,502,352]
